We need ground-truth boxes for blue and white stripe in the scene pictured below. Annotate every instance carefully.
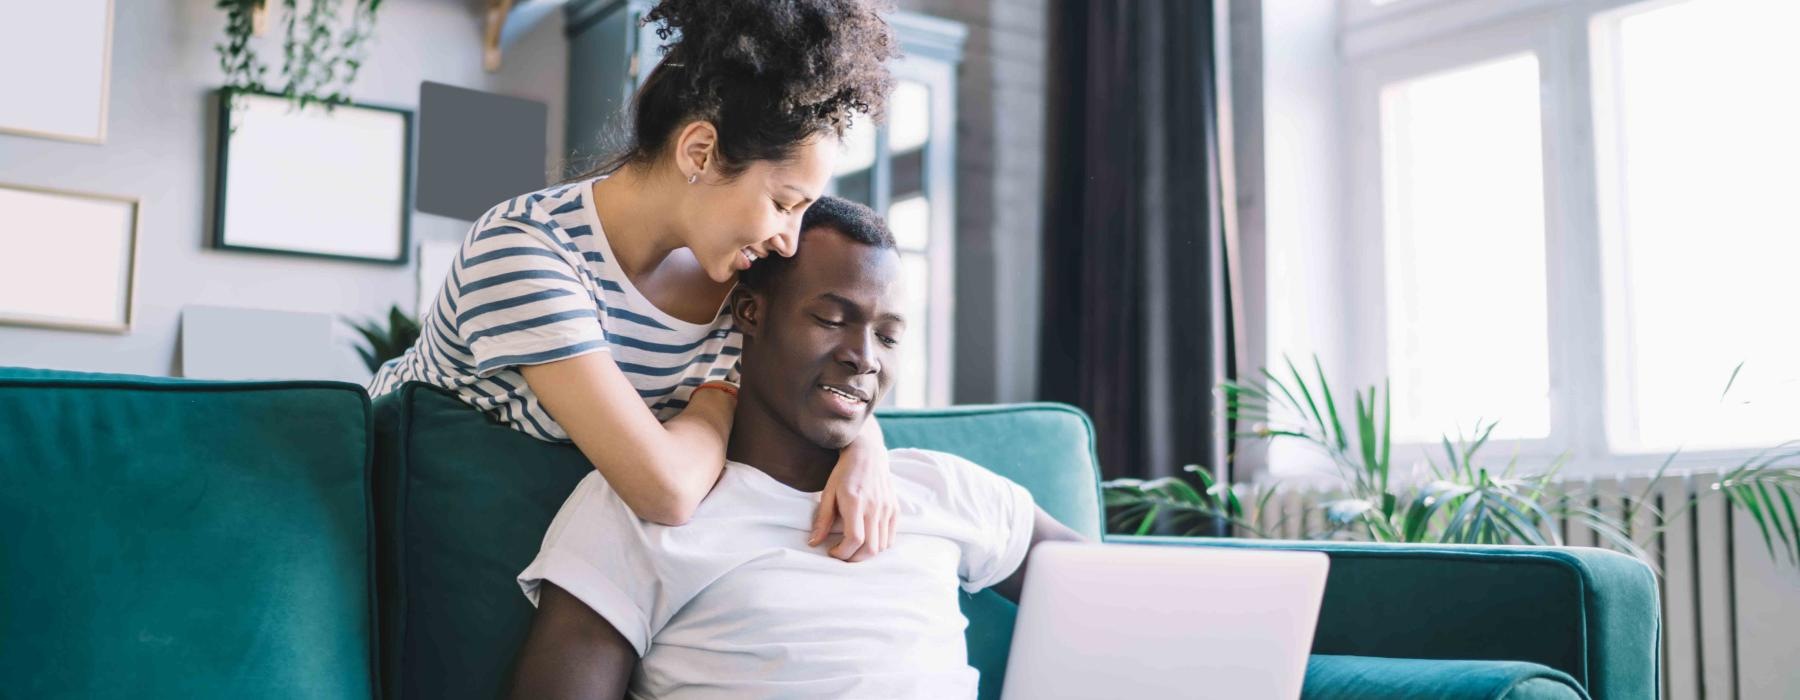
[369,178,741,443]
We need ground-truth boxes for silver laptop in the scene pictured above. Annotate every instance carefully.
[1000,543,1329,700]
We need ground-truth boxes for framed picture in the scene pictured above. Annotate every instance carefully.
[214,89,414,264]
[0,182,139,333]
[0,0,114,143]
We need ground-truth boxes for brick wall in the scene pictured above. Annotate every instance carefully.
[895,0,1049,404]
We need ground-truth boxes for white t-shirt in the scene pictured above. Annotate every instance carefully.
[517,447,1037,699]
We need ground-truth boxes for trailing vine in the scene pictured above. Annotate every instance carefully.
[215,0,384,115]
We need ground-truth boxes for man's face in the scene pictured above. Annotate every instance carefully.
[735,227,905,450]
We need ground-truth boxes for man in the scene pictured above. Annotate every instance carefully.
[507,196,1085,699]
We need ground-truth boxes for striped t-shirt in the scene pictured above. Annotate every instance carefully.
[368,178,741,443]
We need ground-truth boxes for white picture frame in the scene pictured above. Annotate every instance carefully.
[0,0,114,144]
[214,89,414,264]
[0,182,140,333]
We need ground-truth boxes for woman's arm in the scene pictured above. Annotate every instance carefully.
[809,415,899,561]
[522,351,733,526]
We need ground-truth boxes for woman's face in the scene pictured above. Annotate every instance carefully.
[683,135,839,283]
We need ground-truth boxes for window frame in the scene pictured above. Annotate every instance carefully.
[608,5,965,408]
[884,50,959,408]
[1318,0,1779,477]
[826,11,964,409]
[1344,11,1578,467]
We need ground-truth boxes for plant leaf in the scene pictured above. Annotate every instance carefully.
[1357,390,1380,486]
[1721,361,1745,401]
[1284,356,1334,449]
[1312,356,1348,451]
[1380,379,1392,492]
[1134,504,1161,536]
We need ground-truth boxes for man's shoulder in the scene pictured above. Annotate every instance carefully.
[887,448,1017,494]
[565,471,653,529]
[887,447,977,472]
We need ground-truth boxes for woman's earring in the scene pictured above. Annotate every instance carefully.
[687,173,698,185]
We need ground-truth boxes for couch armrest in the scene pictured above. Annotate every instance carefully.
[1106,536,1658,700]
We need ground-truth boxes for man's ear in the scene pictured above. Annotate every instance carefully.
[730,287,763,340]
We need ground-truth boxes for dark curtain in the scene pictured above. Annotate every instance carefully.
[1038,0,1234,487]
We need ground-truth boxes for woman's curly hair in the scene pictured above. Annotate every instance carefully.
[585,0,897,178]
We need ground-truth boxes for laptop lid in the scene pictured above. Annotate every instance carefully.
[999,543,1329,700]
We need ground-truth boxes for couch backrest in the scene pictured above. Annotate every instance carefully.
[0,368,377,699]
[881,404,1104,700]
[373,382,1102,700]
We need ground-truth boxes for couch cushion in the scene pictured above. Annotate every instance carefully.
[373,382,1102,700]
[1304,654,1589,700]
[0,368,376,698]
[372,383,592,700]
[1176,537,1656,699]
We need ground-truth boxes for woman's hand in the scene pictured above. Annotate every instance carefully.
[809,417,897,562]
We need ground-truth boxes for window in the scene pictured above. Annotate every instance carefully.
[828,14,963,408]
[829,85,939,408]
[1592,0,1800,452]
[1379,53,1552,443]
[1273,0,1799,474]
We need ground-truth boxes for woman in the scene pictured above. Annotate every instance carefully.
[370,0,901,560]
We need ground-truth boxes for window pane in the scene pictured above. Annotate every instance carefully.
[835,112,876,176]
[833,170,872,209]
[891,148,926,201]
[892,252,930,408]
[889,80,931,154]
[1379,53,1551,443]
[888,196,930,251]
[1597,0,1800,451]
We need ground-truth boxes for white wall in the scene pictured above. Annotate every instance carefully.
[1262,0,1349,377]
[1258,0,1352,477]
[0,0,567,382]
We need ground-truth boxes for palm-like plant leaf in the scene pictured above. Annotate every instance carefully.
[1102,467,1274,538]
[346,304,420,373]
[1109,357,1800,578]
[1714,445,1800,565]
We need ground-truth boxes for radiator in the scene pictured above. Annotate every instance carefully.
[1260,472,1800,699]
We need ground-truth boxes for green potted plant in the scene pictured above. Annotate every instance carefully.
[347,304,419,374]
[1104,356,1800,574]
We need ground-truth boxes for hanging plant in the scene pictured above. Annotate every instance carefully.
[215,0,384,113]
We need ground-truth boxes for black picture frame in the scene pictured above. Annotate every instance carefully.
[212,88,415,265]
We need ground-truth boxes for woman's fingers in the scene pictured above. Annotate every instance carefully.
[849,502,889,562]
[830,504,867,560]
[883,502,897,553]
[849,510,881,562]
[820,481,897,563]
[810,489,837,546]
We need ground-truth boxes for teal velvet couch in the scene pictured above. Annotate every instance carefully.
[1,369,1659,699]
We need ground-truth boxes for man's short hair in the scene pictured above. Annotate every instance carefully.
[738,195,897,294]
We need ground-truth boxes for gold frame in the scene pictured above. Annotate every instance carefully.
[0,182,141,334]
[0,0,115,144]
